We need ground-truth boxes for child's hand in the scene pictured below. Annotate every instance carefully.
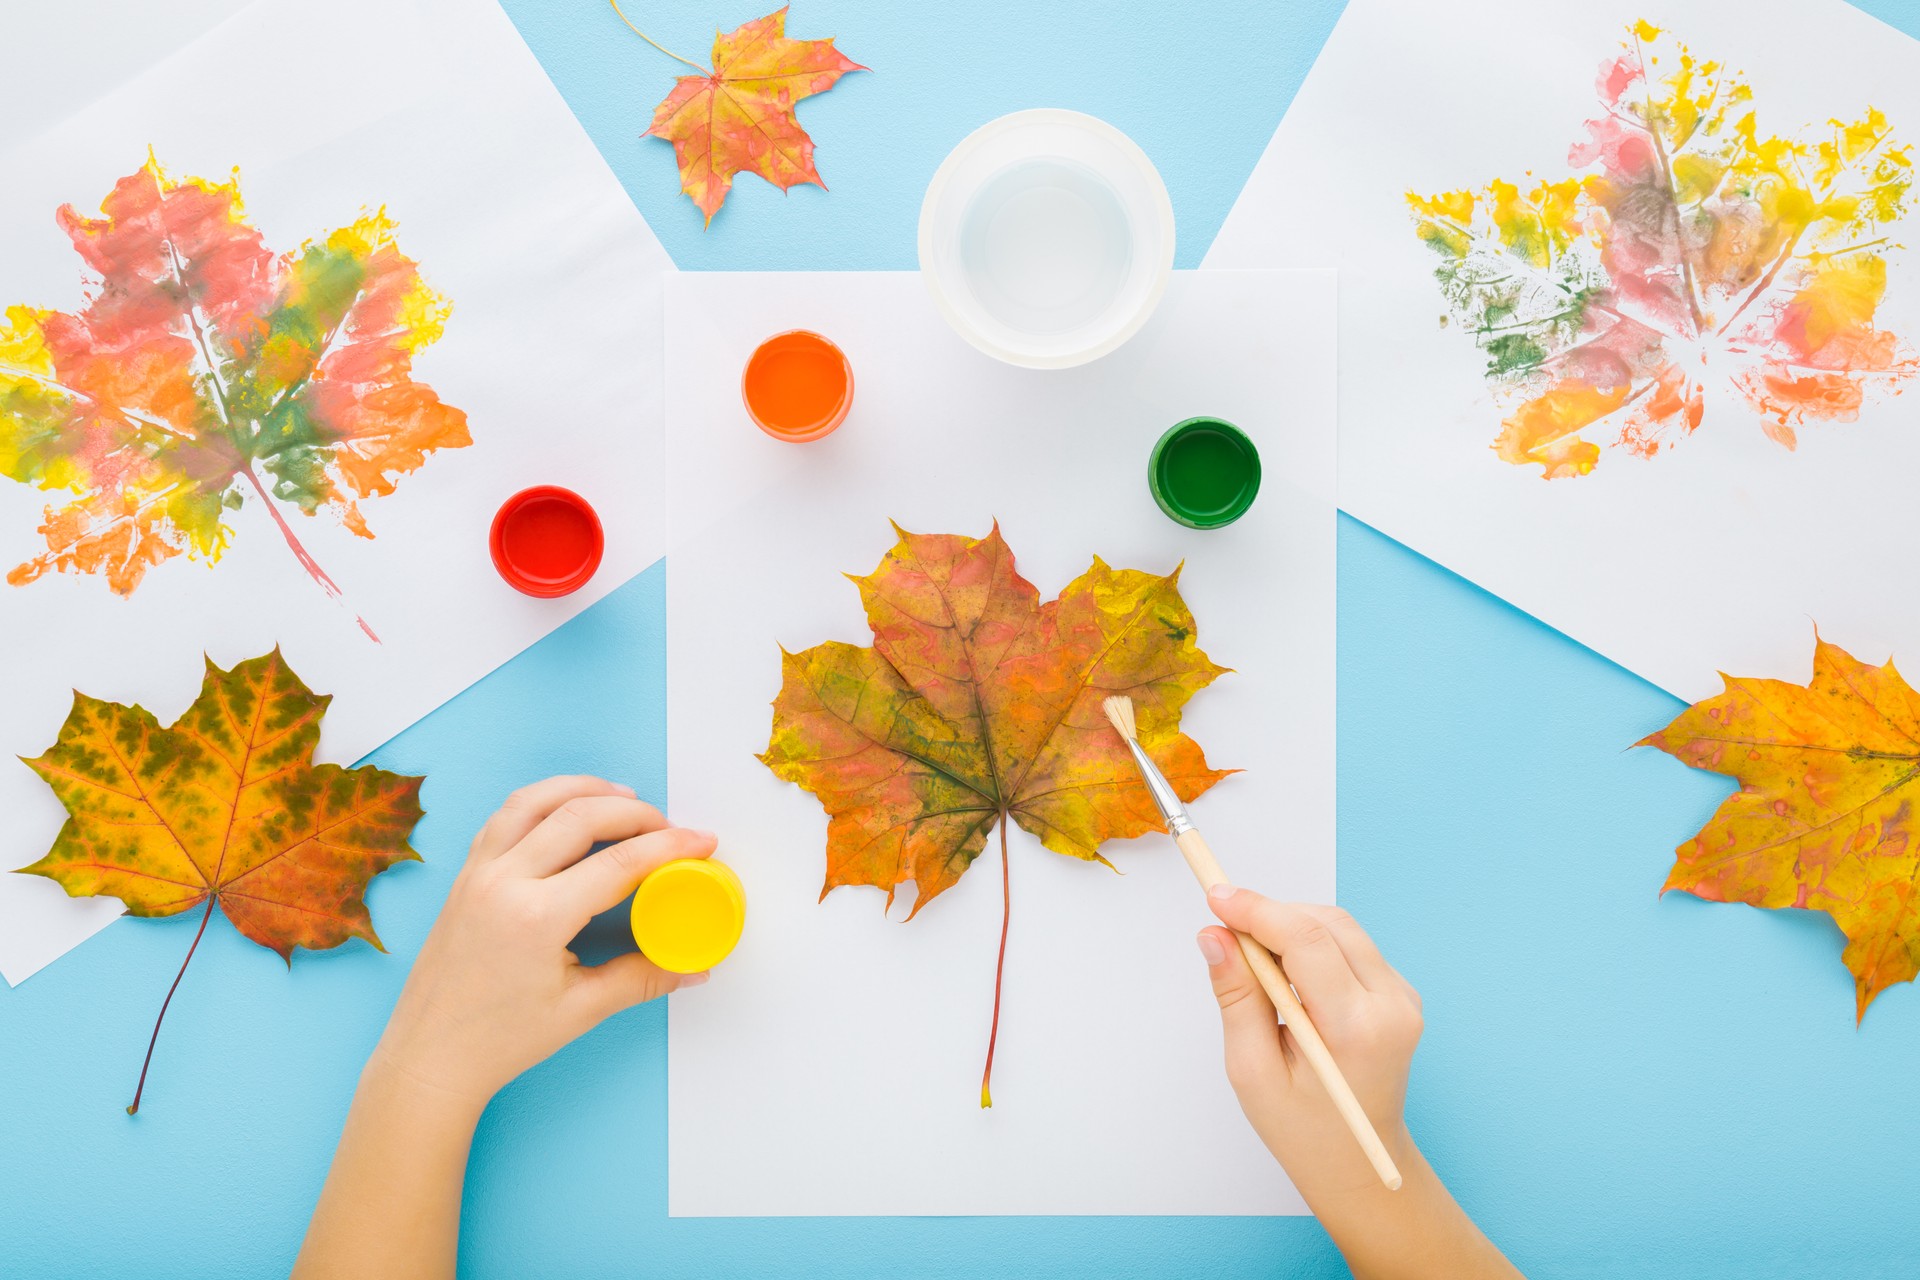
[1199,888,1423,1195]
[297,775,715,1279]
[369,775,716,1112]
[1199,892,1523,1278]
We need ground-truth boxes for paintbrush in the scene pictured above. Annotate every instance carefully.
[1101,694,1404,1192]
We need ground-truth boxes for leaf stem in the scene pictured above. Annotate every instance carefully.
[1716,228,1806,337]
[128,895,216,1115]
[239,464,381,643]
[608,0,707,74]
[980,815,1011,1109]
[1629,36,1708,337]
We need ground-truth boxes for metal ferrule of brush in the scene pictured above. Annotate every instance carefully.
[1124,737,1195,837]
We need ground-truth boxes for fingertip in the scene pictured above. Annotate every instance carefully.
[654,827,718,864]
[676,970,711,988]
[1196,928,1228,967]
[1208,884,1250,925]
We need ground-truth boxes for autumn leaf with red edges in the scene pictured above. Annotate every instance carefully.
[619,4,866,225]
[19,648,424,1112]
[1641,633,1920,1020]
[0,153,469,634]
[760,524,1231,1105]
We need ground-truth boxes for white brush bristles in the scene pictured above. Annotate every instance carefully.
[1101,695,1137,743]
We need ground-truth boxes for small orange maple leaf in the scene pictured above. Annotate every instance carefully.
[1640,633,1920,1020]
[615,3,866,225]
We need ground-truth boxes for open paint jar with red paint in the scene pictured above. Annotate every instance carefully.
[490,486,605,597]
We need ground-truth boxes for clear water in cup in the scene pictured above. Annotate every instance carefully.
[957,156,1134,338]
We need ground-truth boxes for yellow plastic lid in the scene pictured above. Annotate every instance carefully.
[629,857,746,974]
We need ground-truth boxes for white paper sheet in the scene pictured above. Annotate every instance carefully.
[665,271,1335,1216]
[0,0,671,984]
[8,0,250,139]
[1207,0,1920,701]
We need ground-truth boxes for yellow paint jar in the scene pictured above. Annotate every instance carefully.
[629,857,746,974]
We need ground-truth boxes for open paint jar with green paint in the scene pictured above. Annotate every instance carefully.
[1148,417,1261,529]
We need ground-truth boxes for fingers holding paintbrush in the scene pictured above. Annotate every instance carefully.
[1100,694,1404,1192]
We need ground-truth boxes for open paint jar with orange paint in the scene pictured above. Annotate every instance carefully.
[741,330,853,441]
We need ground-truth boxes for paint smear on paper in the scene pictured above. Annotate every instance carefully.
[1408,21,1917,477]
[0,153,468,627]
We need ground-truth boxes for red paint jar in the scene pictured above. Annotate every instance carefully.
[490,486,604,598]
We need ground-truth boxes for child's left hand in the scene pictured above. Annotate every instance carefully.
[298,775,712,1279]
[368,774,716,1113]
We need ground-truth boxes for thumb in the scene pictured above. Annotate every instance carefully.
[1199,927,1287,1098]
[568,952,709,1027]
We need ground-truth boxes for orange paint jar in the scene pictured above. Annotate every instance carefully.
[741,330,853,441]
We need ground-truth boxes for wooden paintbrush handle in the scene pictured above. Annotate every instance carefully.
[1174,827,1404,1192]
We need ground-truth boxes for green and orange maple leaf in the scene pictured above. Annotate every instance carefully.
[1409,20,1916,477]
[619,3,866,225]
[760,523,1231,1105]
[20,648,424,1112]
[0,154,469,630]
[1641,634,1920,1020]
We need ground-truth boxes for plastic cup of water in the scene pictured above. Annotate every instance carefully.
[918,110,1175,369]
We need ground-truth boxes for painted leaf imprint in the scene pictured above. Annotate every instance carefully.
[0,153,469,632]
[1409,20,1916,477]
[760,523,1231,1105]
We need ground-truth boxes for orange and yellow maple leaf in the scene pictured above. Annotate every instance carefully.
[20,648,424,1110]
[637,6,866,225]
[1640,634,1920,1020]
[760,523,1230,1104]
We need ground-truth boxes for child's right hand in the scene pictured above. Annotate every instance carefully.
[1199,890,1522,1279]
[1199,889,1424,1194]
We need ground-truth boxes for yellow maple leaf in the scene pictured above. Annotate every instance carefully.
[1641,635,1920,1020]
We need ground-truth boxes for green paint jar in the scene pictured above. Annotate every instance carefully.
[1148,417,1261,529]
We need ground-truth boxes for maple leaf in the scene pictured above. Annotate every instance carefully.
[1639,633,1920,1021]
[0,153,470,631]
[759,523,1231,1105]
[1408,20,1917,477]
[626,4,866,226]
[18,648,424,1112]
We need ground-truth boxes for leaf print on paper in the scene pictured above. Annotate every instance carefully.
[0,153,470,633]
[1408,21,1916,478]
[759,523,1232,1106]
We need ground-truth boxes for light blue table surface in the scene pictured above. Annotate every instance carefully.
[7,1,1920,1275]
